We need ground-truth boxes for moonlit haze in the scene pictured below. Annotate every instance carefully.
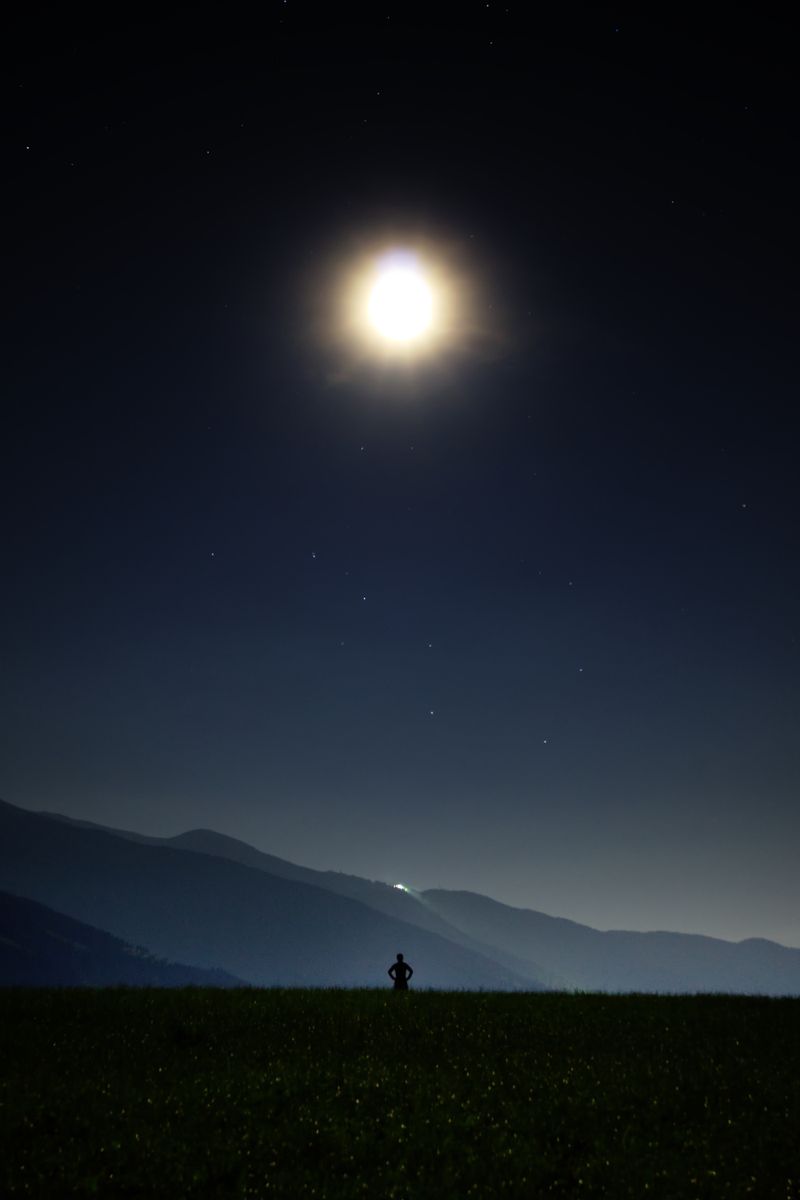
[4,13,799,954]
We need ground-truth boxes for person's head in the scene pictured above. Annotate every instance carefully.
[396,953,404,961]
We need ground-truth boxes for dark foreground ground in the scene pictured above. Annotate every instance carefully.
[0,989,797,1198]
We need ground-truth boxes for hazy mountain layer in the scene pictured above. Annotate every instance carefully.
[0,800,534,989]
[43,813,466,939]
[12,799,800,993]
[43,815,551,987]
[421,889,800,994]
[0,891,242,987]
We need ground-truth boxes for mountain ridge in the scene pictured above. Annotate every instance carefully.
[0,890,243,987]
[421,888,800,994]
[41,811,554,986]
[6,798,800,993]
[0,799,536,990]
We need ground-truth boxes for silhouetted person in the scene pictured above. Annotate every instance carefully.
[388,952,414,990]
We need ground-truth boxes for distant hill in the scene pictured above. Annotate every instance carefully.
[421,889,800,995]
[11,798,799,993]
[0,891,242,987]
[0,800,534,990]
[42,815,551,987]
[43,814,466,938]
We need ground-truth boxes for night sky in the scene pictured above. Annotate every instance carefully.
[4,10,798,947]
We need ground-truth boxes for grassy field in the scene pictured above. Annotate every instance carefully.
[0,989,797,1197]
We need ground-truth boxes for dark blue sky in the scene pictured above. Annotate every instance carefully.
[3,9,798,945]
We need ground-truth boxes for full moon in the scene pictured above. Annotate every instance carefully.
[367,256,434,343]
